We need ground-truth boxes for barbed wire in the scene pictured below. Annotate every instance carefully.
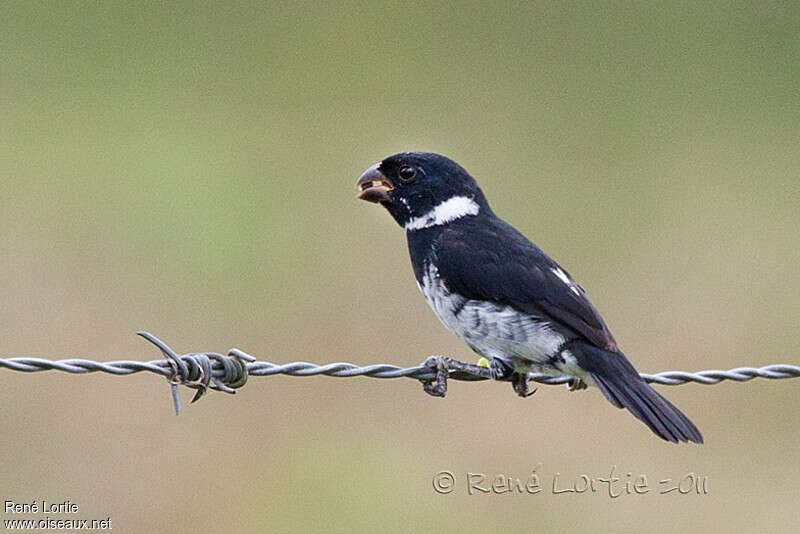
[1,332,798,414]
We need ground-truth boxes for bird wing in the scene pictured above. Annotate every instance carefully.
[433,218,618,352]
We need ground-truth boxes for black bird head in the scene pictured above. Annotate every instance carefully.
[356,152,491,229]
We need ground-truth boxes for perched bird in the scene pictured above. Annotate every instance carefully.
[356,152,702,443]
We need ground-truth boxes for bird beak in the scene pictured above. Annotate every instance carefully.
[356,164,394,203]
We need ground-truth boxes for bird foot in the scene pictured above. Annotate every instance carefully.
[566,377,588,391]
[511,372,537,398]
[419,356,494,397]
[489,358,514,380]
[420,356,449,397]
[419,356,538,398]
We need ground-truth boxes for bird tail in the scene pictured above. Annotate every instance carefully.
[574,344,703,444]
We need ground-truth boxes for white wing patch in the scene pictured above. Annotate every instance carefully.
[405,196,480,231]
[551,267,581,296]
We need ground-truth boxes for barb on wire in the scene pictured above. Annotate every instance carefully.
[136,332,254,414]
[1,332,798,413]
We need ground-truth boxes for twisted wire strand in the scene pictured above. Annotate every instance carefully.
[244,361,800,385]
[1,333,798,412]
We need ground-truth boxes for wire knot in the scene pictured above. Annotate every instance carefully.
[137,331,254,414]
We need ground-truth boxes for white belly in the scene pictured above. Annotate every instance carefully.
[418,262,567,375]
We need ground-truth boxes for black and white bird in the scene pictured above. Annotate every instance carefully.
[356,152,702,444]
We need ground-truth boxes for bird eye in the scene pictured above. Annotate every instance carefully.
[398,166,416,181]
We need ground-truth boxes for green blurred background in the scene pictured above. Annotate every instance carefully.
[1,1,799,532]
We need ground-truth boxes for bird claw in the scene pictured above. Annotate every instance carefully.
[567,377,588,391]
[511,372,537,398]
[489,358,514,380]
[420,356,449,397]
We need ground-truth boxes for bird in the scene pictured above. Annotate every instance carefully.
[355,151,703,444]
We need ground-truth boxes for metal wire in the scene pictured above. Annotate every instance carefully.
[1,332,798,412]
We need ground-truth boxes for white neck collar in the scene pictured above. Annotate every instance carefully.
[404,196,480,231]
